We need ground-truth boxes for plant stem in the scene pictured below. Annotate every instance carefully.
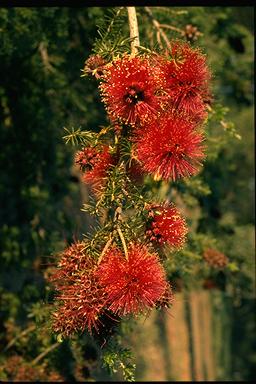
[4,324,36,351]
[106,7,124,36]
[144,6,172,50]
[127,7,140,56]
[160,23,184,34]
[117,226,129,260]
[98,236,113,265]
[31,342,60,366]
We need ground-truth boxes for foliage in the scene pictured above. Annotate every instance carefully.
[102,339,136,382]
[92,7,134,62]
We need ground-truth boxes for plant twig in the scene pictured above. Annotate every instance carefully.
[160,23,183,34]
[156,30,163,49]
[127,7,140,56]
[97,236,113,265]
[38,42,55,73]
[144,7,173,50]
[117,226,129,260]
[4,324,36,351]
[106,7,124,36]
[31,342,60,366]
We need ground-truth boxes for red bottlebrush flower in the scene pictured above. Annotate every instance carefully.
[203,248,229,269]
[162,41,211,122]
[146,203,188,248]
[50,241,107,336]
[99,55,165,126]
[95,243,169,316]
[136,114,205,181]
[83,54,106,79]
[75,145,115,194]
[75,146,99,172]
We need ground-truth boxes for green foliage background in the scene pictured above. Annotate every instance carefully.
[0,6,254,381]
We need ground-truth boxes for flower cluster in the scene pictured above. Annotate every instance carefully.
[50,39,212,338]
[97,41,210,182]
[51,242,172,336]
[75,42,210,192]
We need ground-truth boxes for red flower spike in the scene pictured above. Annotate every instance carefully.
[75,146,99,172]
[136,114,205,181]
[75,145,115,195]
[146,203,188,248]
[50,242,107,336]
[203,248,229,269]
[162,41,211,122]
[99,55,166,127]
[95,243,169,316]
[83,54,106,79]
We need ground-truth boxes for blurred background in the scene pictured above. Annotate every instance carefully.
[0,6,254,381]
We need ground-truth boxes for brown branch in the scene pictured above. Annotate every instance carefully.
[156,30,163,49]
[107,7,124,36]
[38,42,55,73]
[97,206,125,265]
[97,236,113,265]
[127,7,140,56]
[117,226,129,260]
[160,23,183,34]
[144,7,184,50]
[4,324,36,351]
[31,342,60,366]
